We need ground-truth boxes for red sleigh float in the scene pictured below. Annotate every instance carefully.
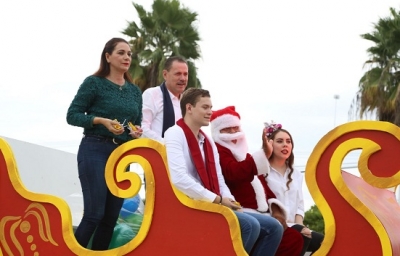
[1,121,400,255]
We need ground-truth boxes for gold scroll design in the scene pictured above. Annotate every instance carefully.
[102,138,157,255]
[306,121,400,255]
[0,202,58,256]
[101,138,245,256]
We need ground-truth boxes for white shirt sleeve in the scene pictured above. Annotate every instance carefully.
[266,167,304,223]
[141,87,165,143]
[165,126,218,202]
[296,172,305,217]
[142,87,182,144]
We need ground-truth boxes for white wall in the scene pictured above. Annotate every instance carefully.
[1,136,83,226]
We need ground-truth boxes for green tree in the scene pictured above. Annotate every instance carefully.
[123,0,202,92]
[349,7,400,122]
[304,204,325,234]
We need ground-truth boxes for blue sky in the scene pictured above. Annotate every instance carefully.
[1,0,400,210]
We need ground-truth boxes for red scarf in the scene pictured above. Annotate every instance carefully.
[177,119,220,195]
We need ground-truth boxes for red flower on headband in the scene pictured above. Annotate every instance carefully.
[264,121,282,138]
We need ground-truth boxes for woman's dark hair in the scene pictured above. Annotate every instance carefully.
[93,38,133,83]
[268,128,294,190]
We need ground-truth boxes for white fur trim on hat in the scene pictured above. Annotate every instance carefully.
[267,198,288,220]
[211,114,241,131]
[250,176,269,212]
[251,149,270,175]
[211,114,241,140]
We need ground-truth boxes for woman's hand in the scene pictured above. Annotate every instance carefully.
[301,226,312,238]
[272,213,288,230]
[110,119,126,135]
[262,129,273,158]
[221,197,242,211]
[129,125,143,138]
[94,117,125,135]
[271,204,288,230]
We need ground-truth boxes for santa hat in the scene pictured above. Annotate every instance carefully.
[210,106,241,135]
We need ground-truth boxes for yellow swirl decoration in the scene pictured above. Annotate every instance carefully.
[24,203,58,245]
[102,138,244,255]
[305,121,400,255]
[10,220,23,256]
[357,139,400,188]
[20,221,30,233]
[103,139,158,255]
[1,203,58,255]
[330,138,391,255]
[1,216,21,256]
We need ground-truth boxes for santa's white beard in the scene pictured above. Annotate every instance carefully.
[213,131,249,161]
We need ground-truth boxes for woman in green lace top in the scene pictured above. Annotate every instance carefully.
[66,37,142,250]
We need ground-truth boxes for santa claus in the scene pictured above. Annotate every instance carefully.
[211,106,303,256]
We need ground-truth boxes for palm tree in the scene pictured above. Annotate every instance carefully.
[349,7,400,122]
[123,0,202,92]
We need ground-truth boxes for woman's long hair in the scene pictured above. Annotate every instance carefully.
[268,128,294,190]
[93,37,133,83]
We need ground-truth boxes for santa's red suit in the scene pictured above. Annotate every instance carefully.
[211,106,303,256]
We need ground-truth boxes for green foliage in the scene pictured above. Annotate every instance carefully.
[349,7,400,122]
[123,0,202,92]
[304,204,325,234]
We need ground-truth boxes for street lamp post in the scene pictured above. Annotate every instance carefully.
[334,94,340,127]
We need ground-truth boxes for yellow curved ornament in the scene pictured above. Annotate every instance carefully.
[105,138,244,255]
[103,139,157,255]
[306,120,400,255]
[24,203,58,245]
[330,138,391,255]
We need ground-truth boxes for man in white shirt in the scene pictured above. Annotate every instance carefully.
[164,88,283,256]
[141,56,188,143]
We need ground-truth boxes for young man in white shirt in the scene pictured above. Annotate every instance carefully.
[141,56,188,143]
[164,88,283,256]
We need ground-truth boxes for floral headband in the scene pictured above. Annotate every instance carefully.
[264,121,282,138]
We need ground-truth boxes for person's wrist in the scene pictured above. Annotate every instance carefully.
[262,146,269,155]
[214,195,222,204]
[263,149,268,157]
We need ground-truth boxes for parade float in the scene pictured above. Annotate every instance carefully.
[1,120,400,255]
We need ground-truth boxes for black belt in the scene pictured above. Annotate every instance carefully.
[84,134,125,145]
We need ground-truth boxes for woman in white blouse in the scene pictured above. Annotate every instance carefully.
[264,125,324,255]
